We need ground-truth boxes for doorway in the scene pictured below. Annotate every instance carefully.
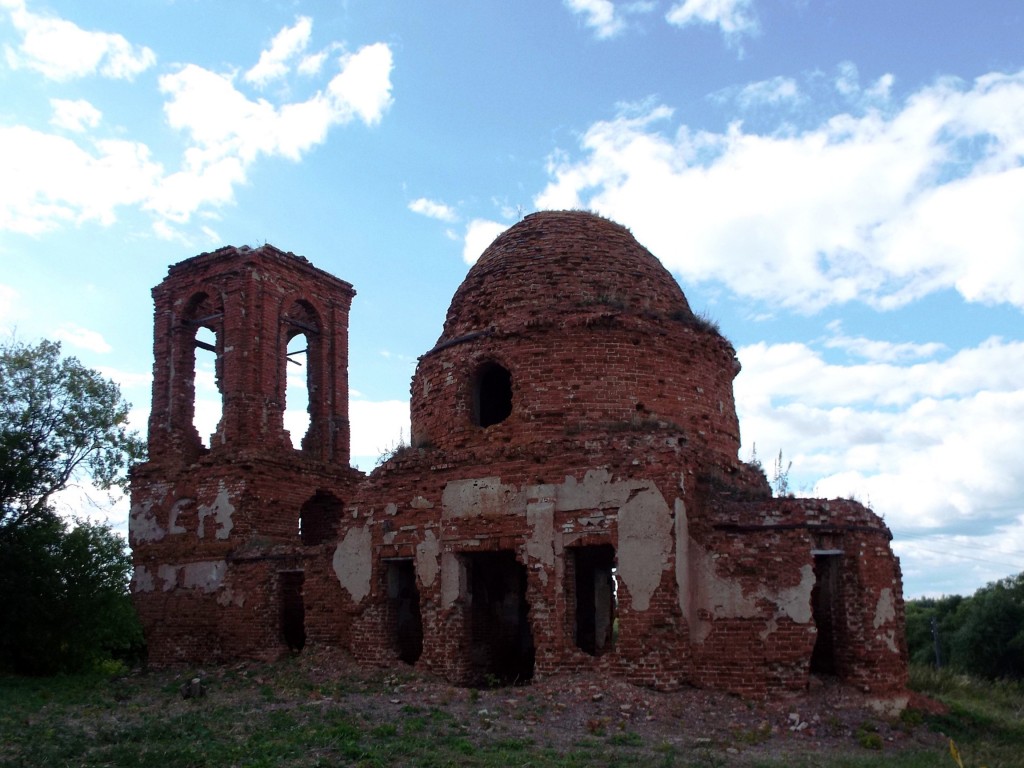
[279,570,306,652]
[572,545,616,656]
[465,551,534,685]
[810,553,841,674]
[385,559,423,664]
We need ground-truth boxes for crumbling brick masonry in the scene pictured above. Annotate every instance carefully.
[130,211,909,701]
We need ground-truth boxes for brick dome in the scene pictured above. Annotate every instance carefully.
[439,210,695,340]
[410,210,743,463]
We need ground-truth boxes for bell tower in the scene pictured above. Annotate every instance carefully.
[146,244,355,465]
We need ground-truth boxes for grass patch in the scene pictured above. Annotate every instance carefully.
[2,661,1022,767]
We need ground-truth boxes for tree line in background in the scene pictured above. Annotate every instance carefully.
[905,571,1024,681]
[0,338,146,675]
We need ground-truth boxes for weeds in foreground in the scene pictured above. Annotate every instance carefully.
[2,662,1022,767]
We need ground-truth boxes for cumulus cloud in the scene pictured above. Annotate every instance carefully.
[822,321,945,363]
[536,69,1024,312]
[0,10,393,236]
[665,0,758,43]
[409,197,458,222]
[733,75,801,109]
[1,0,155,80]
[244,16,313,87]
[734,336,1024,543]
[53,323,112,354]
[0,126,165,233]
[564,0,626,39]
[462,219,509,264]
[49,98,102,132]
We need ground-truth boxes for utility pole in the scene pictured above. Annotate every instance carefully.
[931,616,942,669]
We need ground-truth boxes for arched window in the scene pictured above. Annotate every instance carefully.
[472,361,512,427]
[299,490,342,546]
[182,292,223,449]
[284,331,310,449]
[282,300,321,451]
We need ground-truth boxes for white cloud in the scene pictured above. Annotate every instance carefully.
[409,197,458,222]
[536,69,1024,311]
[49,98,102,132]
[565,0,625,39]
[326,43,394,126]
[462,219,509,264]
[349,398,410,469]
[53,323,112,354]
[823,321,945,363]
[665,0,758,42]
[0,125,165,234]
[2,0,155,81]
[0,27,393,236]
[244,16,313,87]
[734,76,801,109]
[734,337,1024,542]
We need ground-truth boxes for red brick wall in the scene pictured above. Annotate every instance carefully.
[132,216,909,702]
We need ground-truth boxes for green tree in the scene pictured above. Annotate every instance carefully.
[0,338,144,532]
[948,573,1024,680]
[0,338,146,674]
[0,516,143,674]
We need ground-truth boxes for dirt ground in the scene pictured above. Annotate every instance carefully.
[255,646,948,764]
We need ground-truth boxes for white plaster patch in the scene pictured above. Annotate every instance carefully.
[442,477,523,518]
[773,566,815,625]
[168,498,193,535]
[874,588,896,628]
[525,497,555,586]
[333,526,372,603]
[157,563,179,592]
[197,482,235,540]
[689,542,756,644]
[415,529,440,588]
[216,586,246,607]
[410,496,434,509]
[878,629,899,653]
[440,551,466,609]
[182,560,227,593]
[131,565,154,593]
[688,547,816,645]
[555,469,649,512]
[616,483,673,612]
[129,501,165,544]
[759,566,815,640]
[675,498,690,620]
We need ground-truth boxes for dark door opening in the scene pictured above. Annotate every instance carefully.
[279,571,306,652]
[386,560,424,664]
[572,545,616,656]
[466,551,534,685]
[810,554,841,674]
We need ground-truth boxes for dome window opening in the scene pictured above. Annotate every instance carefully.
[472,361,512,427]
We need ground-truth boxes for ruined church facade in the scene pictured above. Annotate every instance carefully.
[129,211,909,699]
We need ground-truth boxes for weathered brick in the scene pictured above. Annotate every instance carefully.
[131,212,908,702]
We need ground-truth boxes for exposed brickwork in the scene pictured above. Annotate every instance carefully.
[131,212,909,702]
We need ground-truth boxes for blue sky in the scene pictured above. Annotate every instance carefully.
[2,0,1023,599]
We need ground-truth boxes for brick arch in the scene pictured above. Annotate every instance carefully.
[279,294,328,455]
[150,286,225,462]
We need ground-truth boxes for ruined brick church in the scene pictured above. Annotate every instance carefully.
[130,210,909,699]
